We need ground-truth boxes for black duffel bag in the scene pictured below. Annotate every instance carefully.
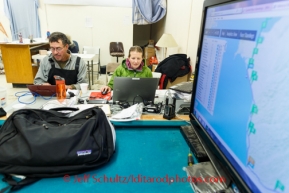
[0,106,115,191]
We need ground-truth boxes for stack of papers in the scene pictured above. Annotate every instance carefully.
[110,103,143,122]
[111,104,138,119]
[171,90,191,102]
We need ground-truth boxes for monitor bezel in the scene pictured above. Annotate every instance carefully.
[189,0,253,192]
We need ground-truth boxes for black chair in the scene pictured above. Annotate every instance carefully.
[109,42,124,63]
[69,40,79,53]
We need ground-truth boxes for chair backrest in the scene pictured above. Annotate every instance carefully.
[69,40,79,53]
[109,42,124,56]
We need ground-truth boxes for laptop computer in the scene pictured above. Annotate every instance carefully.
[113,77,159,104]
[27,85,56,96]
[169,81,193,94]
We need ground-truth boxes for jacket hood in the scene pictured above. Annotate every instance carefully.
[122,58,144,72]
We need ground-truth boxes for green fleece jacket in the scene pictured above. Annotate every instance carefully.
[108,59,153,89]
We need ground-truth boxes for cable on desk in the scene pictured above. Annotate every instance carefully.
[188,151,194,166]
[132,95,144,105]
[110,104,124,115]
[175,107,191,124]
[15,91,55,105]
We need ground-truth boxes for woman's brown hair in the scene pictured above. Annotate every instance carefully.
[128,46,143,58]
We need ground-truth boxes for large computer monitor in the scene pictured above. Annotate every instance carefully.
[190,0,289,192]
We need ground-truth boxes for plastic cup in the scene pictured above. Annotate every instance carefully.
[0,87,7,107]
[83,51,87,54]
[80,83,89,94]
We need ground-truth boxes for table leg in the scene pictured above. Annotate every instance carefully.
[98,62,100,80]
[87,61,91,90]
[91,60,94,86]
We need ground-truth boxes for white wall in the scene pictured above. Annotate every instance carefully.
[43,0,131,7]
[187,0,204,71]
[152,0,204,72]
[40,1,133,66]
[1,0,204,72]
[0,0,11,42]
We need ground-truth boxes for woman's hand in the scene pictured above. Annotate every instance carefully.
[100,86,111,93]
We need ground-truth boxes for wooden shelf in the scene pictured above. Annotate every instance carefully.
[0,42,49,85]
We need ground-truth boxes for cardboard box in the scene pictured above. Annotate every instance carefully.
[166,72,192,89]
[144,47,155,59]
[148,40,154,46]
[152,64,158,72]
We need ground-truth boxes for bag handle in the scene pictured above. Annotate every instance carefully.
[49,107,79,112]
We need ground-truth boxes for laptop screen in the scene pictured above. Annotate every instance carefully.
[113,77,159,104]
[27,85,56,96]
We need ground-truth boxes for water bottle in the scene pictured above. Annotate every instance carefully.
[46,31,51,39]
[19,33,23,43]
[54,75,66,102]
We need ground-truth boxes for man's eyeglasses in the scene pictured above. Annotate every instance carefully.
[50,47,64,52]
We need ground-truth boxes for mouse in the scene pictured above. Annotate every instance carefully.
[101,90,108,95]
[68,92,75,98]
[78,98,89,104]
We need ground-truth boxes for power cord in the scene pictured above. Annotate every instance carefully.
[175,107,191,124]
[15,91,56,105]
[132,95,144,105]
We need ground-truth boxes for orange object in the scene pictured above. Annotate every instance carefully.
[149,56,158,65]
[89,92,112,100]
[54,76,66,102]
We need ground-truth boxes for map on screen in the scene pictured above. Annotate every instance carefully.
[193,1,289,192]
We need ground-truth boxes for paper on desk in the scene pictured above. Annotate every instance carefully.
[72,104,111,116]
[170,90,191,102]
[42,100,111,116]
[111,104,138,119]
[41,99,68,110]
[41,97,77,110]
[111,103,144,121]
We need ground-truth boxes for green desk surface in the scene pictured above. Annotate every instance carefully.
[0,127,194,193]
[0,107,193,192]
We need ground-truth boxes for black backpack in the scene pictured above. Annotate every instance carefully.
[155,54,191,89]
[0,107,115,191]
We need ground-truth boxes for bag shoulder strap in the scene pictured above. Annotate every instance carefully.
[1,174,40,192]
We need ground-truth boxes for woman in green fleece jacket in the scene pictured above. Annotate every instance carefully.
[101,45,152,93]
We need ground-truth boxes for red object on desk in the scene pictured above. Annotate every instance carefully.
[89,92,112,100]
[149,56,158,66]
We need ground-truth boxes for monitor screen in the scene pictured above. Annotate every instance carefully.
[190,0,289,192]
[113,77,159,104]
